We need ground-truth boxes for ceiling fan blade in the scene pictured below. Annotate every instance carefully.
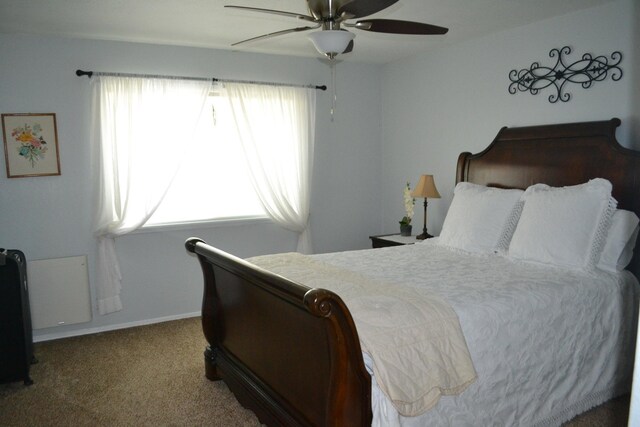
[342,39,354,54]
[355,19,448,35]
[232,26,319,46]
[337,0,398,19]
[225,5,317,23]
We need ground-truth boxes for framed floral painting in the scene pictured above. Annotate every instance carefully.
[2,113,61,178]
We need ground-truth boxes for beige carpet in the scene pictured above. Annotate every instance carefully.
[0,317,630,426]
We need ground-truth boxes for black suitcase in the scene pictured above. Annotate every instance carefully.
[0,249,36,385]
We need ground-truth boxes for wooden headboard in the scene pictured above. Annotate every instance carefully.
[456,118,640,275]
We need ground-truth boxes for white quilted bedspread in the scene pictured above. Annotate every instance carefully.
[312,239,638,427]
[248,252,477,416]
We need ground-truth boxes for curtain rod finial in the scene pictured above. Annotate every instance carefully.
[76,69,93,78]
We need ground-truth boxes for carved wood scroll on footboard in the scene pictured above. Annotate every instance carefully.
[185,238,372,427]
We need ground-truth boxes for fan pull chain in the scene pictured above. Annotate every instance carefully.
[330,60,337,122]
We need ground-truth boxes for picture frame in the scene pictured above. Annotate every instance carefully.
[2,113,61,178]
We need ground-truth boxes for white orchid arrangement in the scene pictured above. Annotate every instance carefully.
[399,182,415,226]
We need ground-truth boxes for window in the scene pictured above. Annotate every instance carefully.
[145,92,265,226]
[92,76,316,314]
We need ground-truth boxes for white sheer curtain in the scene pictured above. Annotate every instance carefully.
[223,83,316,254]
[91,76,212,314]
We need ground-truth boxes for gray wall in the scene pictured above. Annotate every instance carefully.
[0,34,383,340]
[380,0,638,236]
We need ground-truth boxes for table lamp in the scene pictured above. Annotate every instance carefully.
[411,174,441,239]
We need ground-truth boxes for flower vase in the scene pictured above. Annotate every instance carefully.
[400,224,412,236]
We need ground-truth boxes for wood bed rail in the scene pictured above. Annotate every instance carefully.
[185,238,372,427]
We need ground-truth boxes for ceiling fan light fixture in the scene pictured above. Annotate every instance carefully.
[308,30,354,57]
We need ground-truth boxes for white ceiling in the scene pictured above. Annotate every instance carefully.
[0,0,614,64]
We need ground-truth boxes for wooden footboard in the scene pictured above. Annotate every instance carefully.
[185,238,372,427]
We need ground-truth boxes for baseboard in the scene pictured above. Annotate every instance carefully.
[33,311,201,343]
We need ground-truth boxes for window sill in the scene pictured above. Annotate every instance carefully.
[134,215,271,234]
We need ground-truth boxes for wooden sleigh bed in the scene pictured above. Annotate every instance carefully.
[185,118,640,427]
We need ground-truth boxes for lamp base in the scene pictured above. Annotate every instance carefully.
[416,231,433,240]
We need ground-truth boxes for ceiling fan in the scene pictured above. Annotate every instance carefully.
[225,0,449,59]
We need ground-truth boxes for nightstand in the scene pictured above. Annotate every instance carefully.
[369,233,417,248]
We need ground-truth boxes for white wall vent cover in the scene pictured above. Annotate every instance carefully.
[27,255,92,329]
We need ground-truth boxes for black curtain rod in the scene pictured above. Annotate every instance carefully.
[75,69,327,91]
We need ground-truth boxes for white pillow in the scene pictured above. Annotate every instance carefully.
[438,182,524,254]
[597,209,639,272]
[508,178,616,270]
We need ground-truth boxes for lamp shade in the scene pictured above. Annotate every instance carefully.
[308,30,355,56]
[411,175,441,198]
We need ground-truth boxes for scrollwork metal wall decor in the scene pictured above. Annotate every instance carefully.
[508,46,622,103]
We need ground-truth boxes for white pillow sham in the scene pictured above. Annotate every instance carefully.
[508,178,616,270]
[597,209,639,272]
[438,182,524,254]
